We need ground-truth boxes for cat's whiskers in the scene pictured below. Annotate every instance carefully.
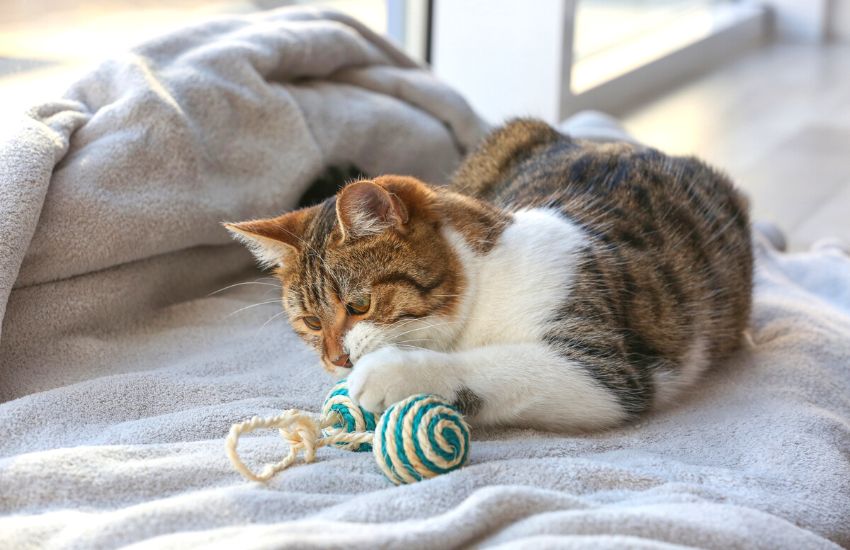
[393,343,428,352]
[258,309,288,331]
[394,337,434,344]
[390,321,452,339]
[208,280,282,297]
[394,338,443,350]
[390,318,465,339]
[386,310,506,343]
[382,316,432,332]
[225,299,283,318]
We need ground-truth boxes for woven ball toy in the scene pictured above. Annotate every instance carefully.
[226,378,470,485]
[321,379,377,451]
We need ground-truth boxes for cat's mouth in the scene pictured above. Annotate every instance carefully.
[327,354,353,370]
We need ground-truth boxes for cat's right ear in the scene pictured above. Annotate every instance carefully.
[335,180,409,240]
[223,212,306,268]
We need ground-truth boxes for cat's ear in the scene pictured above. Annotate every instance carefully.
[336,180,409,240]
[223,212,306,268]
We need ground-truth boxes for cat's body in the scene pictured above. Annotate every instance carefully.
[227,119,753,432]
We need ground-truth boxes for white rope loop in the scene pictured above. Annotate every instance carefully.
[225,409,374,482]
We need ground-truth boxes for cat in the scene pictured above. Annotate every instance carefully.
[225,118,753,432]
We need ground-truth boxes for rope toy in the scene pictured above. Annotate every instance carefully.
[226,378,470,484]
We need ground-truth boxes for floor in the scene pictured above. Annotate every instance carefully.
[0,0,386,115]
[624,44,850,251]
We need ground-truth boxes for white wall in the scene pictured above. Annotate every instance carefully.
[763,0,830,42]
[431,0,574,124]
[831,0,850,41]
[751,0,850,42]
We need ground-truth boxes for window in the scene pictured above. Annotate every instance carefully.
[429,0,766,123]
[0,0,765,122]
[572,0,760,93]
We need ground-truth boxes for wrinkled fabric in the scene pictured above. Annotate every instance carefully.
[0,8,848,549]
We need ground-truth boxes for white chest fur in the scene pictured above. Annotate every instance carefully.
[450,208,587,349]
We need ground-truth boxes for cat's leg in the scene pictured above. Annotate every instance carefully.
[347,343,628,432]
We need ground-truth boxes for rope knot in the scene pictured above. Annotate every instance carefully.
[225,380,470,485]
[226,410,332,482]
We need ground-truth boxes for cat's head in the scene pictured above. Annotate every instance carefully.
[225,176,469,377]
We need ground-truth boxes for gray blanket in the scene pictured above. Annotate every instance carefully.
[1,8,849,549]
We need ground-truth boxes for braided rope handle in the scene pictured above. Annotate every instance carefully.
[225,409,375,482]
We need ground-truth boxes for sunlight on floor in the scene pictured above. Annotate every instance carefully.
[0,0,386,114]
[624,44,850,249]
[572,0,755,93]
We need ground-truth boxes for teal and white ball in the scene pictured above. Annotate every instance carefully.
[321,378,377,452]
[373,394,470,484]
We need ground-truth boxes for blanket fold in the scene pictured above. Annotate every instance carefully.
[0,7,486,393]
[0,7,848,550]
[0,102,90,339]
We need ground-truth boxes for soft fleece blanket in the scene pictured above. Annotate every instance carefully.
[1,8,849,549]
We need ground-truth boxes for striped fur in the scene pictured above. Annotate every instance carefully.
[453,119,752,418]
[226,118,753,432]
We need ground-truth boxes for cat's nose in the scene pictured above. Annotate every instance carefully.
[331,353,352,368]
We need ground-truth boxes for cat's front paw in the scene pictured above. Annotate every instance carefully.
[347,346,453,414]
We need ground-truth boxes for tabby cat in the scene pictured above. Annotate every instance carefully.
[226,119,753,431]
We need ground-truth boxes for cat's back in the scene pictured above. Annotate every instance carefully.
[451,118,753,379]
[451,119,746,221]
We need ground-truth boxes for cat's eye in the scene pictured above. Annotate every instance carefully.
[302,316,322,331]
[346,295,371,316]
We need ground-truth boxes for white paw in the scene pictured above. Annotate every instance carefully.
[347,346,453,414]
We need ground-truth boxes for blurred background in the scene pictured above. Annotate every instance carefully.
[2,0,848,249]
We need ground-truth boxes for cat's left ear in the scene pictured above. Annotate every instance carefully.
[336,180,409,240]
[223,211,307,268]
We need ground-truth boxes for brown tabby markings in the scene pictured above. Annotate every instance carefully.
[450,119,752,415]
[234,177,478,372]
[228,118,752,421]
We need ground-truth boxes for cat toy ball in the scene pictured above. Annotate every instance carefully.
[226,379,470,485]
